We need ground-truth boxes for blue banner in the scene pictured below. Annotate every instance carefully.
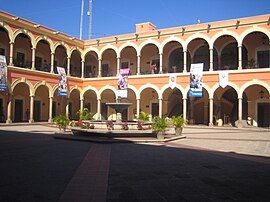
[57,66,68,96]
[189,63,203,97]
[0,55,7,92]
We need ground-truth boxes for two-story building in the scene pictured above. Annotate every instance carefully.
[0,11,269,127]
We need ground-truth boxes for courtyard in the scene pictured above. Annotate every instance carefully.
[0,124,270,201]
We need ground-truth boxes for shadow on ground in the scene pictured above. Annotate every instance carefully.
[0,130,270,201]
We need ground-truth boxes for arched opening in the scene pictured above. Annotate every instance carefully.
[70,50,82,77]
[35,85,49,121]
[140,44,160,74]
[14,33,32,68]
[120,46,137,75]
[36,40,51,72]
[13,83,30,122]
[101,49,117,77]
[54,45,67,74]
[84,51,98,78]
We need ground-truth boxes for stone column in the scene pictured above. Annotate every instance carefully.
[67,57,71,76]
[137,55,141,75]
[189,97,195,124]
[183,50,187,73]
[98,59,102,77]
[97,99,101,120]
[9,42,14,66]
[65,99,69,118]
[136,98,140,119]
[238,46,242,70]
[48,97,53,123]
[29,95,34,123]
[238,97,243,122]
[209,98,213,126]
[6,94,12,123]
[183,98,187,123]
[31,47,36,70]
[81,60,85,78]
[50,52,55,73]
[159,53,163,73]
[80,99,84,111]
[117,57,121,76]
[159,98,163,117]
[209,48,213,71]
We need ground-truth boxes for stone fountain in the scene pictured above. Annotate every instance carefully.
[106,97,132,124]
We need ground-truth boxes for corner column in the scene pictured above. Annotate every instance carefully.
[117,57,121,76]
[136,98,140,119]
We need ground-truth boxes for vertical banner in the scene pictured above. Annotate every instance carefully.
[0,55,7,92]
[117,68,129,98]
[57,66,68,96]
[189,63,203,97]
[169,74,177,89]
[219,71,229,88]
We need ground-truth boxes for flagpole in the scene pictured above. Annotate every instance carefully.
[79,0,84,40]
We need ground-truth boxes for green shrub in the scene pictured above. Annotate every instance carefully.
[53,114,70,132]
[77,108,94,120]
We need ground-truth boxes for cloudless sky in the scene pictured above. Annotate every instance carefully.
[1,0,269,39]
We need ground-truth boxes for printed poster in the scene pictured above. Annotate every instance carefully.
[117,68,129,98]
[57,66,68,96]
[0,55,7,92]
[189,63,203,97]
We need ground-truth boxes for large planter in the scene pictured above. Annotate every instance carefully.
[156,131,165,140]
[175,127,183,136]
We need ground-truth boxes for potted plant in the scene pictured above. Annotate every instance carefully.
[172,115,184,136]
[152,116,168,140]
[53,114,70,133]
[138,111,150,130]
[77,108,94,120]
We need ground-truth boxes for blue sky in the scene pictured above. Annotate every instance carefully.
[1,0,269,39]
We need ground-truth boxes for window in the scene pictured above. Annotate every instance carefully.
[35,56,42,70]
[0,48,5,56]
[102,64,109,77]
[257,50,270,68]
[16,52,25,67]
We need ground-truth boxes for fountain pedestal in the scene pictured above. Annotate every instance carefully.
[106,102,132,124]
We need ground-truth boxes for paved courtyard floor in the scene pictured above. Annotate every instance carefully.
[0,124,270,201]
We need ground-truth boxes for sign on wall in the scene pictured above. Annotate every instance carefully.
[0,55,7,92]
[117,68,129,98]
[189,63,203,97]
[169,74,177,89]
[219,71,229,88]
[57,66,68,96]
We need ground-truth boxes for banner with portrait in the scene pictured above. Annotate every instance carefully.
[117,68,129,98]
[57,66,68,96]
[189,63,203,97]
[0,55,8,92]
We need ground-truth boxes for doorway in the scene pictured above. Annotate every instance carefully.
[34,100,41,122]
[14,99,23,122]
[151,102,159,118]
[257,103,270,127]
